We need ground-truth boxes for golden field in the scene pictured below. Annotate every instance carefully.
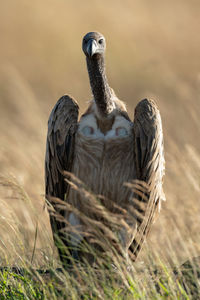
[0,0,200,268]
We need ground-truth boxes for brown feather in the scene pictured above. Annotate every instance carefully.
[95,116,115,134]
[129,98,165,260]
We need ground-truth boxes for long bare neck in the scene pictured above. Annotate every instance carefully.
[86,55,113,117]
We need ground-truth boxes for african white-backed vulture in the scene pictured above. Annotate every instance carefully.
[45,32,165,265]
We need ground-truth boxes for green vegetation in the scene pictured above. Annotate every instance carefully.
[0,251,199,299]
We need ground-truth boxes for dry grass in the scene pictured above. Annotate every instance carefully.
[0,0,200,276]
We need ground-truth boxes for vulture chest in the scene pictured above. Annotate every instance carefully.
[68,114,136,212]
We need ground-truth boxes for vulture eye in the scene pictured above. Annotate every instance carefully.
[99,39,103,44]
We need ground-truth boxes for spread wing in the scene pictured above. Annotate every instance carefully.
[129,98,165,260]
[45,95,79,261]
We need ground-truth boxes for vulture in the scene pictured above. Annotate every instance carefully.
[45,32,165,265]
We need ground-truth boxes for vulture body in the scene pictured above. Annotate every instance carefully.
[45,32,165,265]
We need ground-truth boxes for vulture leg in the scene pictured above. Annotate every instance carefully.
[129,98,165,260]
[45,95,79,265]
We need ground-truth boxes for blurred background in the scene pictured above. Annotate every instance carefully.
[0,0,200,266]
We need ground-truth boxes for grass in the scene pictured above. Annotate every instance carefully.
[0,0,200,298]
[0,249,199,299]
[0,177,199,299]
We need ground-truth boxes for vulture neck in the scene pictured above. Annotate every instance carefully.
[86,55,113,117]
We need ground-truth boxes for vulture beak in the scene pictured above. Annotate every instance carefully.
[86,39,98,57]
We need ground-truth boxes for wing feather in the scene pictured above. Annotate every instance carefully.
[45,95,79,261]
[129,98,165,260]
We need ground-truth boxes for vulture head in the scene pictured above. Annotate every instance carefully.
[82,32,106,58]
